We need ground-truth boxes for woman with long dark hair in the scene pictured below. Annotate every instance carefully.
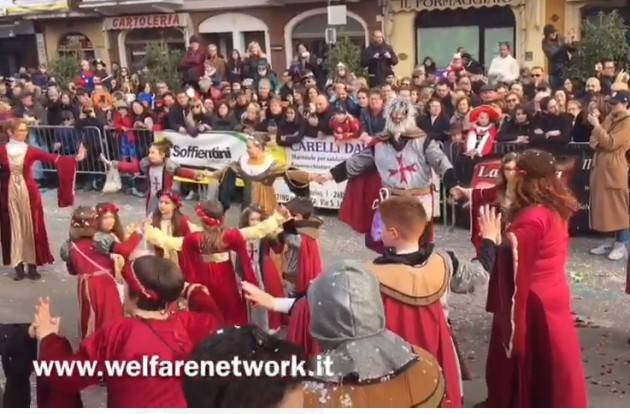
[484,149,587,408]
[226,49,244,83]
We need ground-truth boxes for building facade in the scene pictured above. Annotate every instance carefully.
[27,0,382,75]
[1,0,627,78]
[385,0,630,77]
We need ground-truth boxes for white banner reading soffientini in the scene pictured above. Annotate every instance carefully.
[274,136,367,209]
[157,130,249,170]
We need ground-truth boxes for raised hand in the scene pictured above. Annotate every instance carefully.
[75,143,87,162]
[241,281,275,311]
[478,205,502,245]
[276,204,292,220]
[450,185,471,202]
[100,153,113,167]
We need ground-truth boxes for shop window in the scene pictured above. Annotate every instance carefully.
[291,13,366,62]
[243,31,267,53]
[416,6,516,69]
[58,32,95,60]
[201,33,233,57]
[125,28,185,72]
[418,26,479,69]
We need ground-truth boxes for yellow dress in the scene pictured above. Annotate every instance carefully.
[7,150,36,267]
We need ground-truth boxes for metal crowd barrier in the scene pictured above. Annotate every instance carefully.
[31,125,108,176]
[102,126,155,168]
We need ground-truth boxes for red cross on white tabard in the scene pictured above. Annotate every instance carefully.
[388,155,418,185]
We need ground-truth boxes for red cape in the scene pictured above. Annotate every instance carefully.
[0,146,77,266]
[382,296,462,408]
[286,297,321,358]
[261,248,287,329]
[338,169,382,235]
[486,206,587,407]
[295,234,323,295]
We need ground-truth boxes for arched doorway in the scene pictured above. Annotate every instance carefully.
[198,13,271,62]
[284,8,369,65]
[58,32,95,60]
[415,6,516,69]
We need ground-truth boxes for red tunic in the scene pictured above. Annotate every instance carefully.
[486,206,587,407]
[180,229,258,326]
[296,234,323,295]
[338,169,382,235]
[243,239,286,330]
[366,258,463,408]
[66,239,124,339]
[286,297,321,358]
[0,145,77,266]
[37,289,222,408]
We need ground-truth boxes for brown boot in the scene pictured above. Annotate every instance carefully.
[13,263,25,281]
[27,264,41,280]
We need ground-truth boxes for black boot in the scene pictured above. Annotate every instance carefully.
[26,264,40,280]
[13,264,25,281]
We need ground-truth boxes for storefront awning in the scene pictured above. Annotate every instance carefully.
[391,0,519,12]
[0,0,69,16]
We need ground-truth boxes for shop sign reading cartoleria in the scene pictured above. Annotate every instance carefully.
[391,0,517,12]
[103,13,189,30]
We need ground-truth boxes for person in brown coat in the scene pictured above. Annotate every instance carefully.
[588,90,630,260]
[206,44,226,80]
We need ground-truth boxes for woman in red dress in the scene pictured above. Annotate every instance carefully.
[179,200,260,326]
[33,255,223,408]
[0,118,85,280]
[485,149,587,407]
[60,207,124,339]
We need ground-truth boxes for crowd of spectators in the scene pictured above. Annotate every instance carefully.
[0,25,628,234]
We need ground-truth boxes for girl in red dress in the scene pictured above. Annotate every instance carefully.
[180,200,260,326]
[60,207,124,339]
[33,255,223,408]
[94,202,127,287]
[0,118,85,280]
[143,191,196,267]
[485,149,587,407]
[238,204,286,331]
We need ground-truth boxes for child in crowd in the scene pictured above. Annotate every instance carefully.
[330,106,362,141]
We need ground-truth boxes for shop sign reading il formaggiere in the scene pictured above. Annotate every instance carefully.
[392,0,516,12]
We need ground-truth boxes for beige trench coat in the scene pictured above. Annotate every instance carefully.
[589,110,630,232]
